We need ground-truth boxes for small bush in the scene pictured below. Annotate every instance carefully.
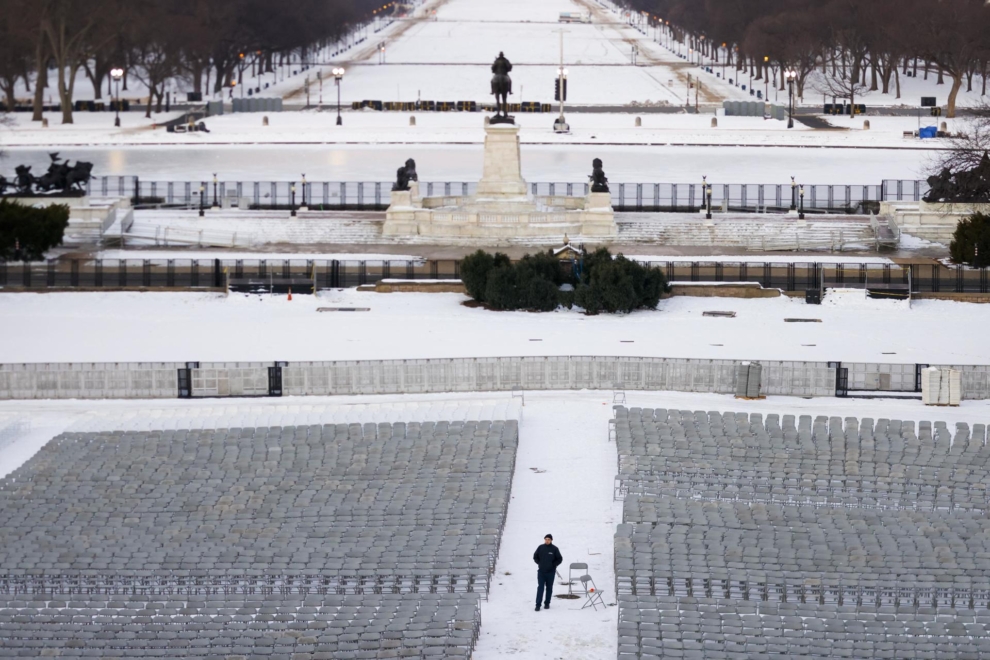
[576,252,668,314]
[557,287,576,310]
[0,199,70,261]
[521,276,560,311]
[459,250,510,302]
[483,265,520,310]
[516,250,566,287]
[950,212,990,268]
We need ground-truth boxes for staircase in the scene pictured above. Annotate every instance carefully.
[616,213,876,251]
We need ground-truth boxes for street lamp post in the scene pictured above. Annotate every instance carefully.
[291,184,297,217]
[799,185,805,220]
[763,56,770,100]
[706,184,713,220]
[333,67,345,126]
[554,67,569,133]
[300,174,307,210]
[199,184,205,217]
[239,53,245,97]
[554,30,569,133]
[212,174,219,209]
[790,176,797,212]
[702,175,707,216]
[786,69,797,128]
[111,68,124,127]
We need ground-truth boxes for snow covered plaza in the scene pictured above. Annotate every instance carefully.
[8,0,990,658]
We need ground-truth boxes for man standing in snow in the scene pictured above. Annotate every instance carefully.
[533,534,563,611]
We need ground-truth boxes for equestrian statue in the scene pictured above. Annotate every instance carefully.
[490,51,514,124]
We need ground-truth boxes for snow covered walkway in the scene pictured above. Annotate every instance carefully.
[474,391,621,660]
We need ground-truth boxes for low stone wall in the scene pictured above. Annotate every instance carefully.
[375,280,466,294]
[913,292,990,304]
[666,283,782,299]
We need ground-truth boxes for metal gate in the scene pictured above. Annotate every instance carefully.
[268,363,285,397]
[829,362,849,398]
[177,367,193,398]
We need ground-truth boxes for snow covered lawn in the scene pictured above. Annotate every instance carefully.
[0,288,984,365]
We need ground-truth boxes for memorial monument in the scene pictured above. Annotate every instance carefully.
[880,152,990,243]
[383,53,616,242]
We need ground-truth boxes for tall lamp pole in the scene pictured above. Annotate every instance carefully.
[111,68,124,127]
[212,173,219,209]
[786,69,797,129]
[333,67,345,126]
[763,56,770,101]
[554,30,569,134]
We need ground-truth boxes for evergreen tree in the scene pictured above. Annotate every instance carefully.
[0,199,69,261]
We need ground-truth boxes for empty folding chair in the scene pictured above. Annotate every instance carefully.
[579,575,606,611]
[568,563,589,595]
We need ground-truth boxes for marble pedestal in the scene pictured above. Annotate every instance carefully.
[476,124,527,197]
[880,200,987,243]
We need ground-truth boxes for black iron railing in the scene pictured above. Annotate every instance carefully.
[1,259,987,294]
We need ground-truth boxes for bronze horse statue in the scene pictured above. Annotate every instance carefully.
[490,51,513,123]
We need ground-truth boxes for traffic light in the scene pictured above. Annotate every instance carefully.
[554,79,567,102]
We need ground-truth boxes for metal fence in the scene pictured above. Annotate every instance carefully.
[882,179,930,202]
[70,176,911,213]
[1,259,988,294]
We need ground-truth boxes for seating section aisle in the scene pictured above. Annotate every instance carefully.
[0,420,518,658]
[612,407,990,660]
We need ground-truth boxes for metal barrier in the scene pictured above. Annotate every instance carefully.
[3,357,990,401]
[1,259,988,294]
[881,179,929,202]
[32,176,923,213]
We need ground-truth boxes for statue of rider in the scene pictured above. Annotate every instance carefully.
[491,52,513,96]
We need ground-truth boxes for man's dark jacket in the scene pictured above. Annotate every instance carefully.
[534,543,563,572]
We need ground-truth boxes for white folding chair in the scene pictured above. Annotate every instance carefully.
[579,574,606,610]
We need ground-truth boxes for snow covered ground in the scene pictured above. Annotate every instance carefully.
[0,106,963,150]
[1,142,931,184]
[0,288,983,365]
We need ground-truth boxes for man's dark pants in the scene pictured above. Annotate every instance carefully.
[536,569,555,607]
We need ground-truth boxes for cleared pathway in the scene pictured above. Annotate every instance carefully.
[474,391,621,659]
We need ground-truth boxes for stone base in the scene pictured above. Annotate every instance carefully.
[476,123,527,198]
[880,200,972,243]
[383,207,617,240]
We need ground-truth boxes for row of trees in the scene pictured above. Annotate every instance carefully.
[625,0,990,117]
[0,0,391,123]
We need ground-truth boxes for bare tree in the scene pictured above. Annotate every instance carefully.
[809,69,868,117]
[0,3,33,112]
[39,0,98,124]
[925,102,990,176]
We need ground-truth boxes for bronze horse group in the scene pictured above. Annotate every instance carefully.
[0,153,94,197]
